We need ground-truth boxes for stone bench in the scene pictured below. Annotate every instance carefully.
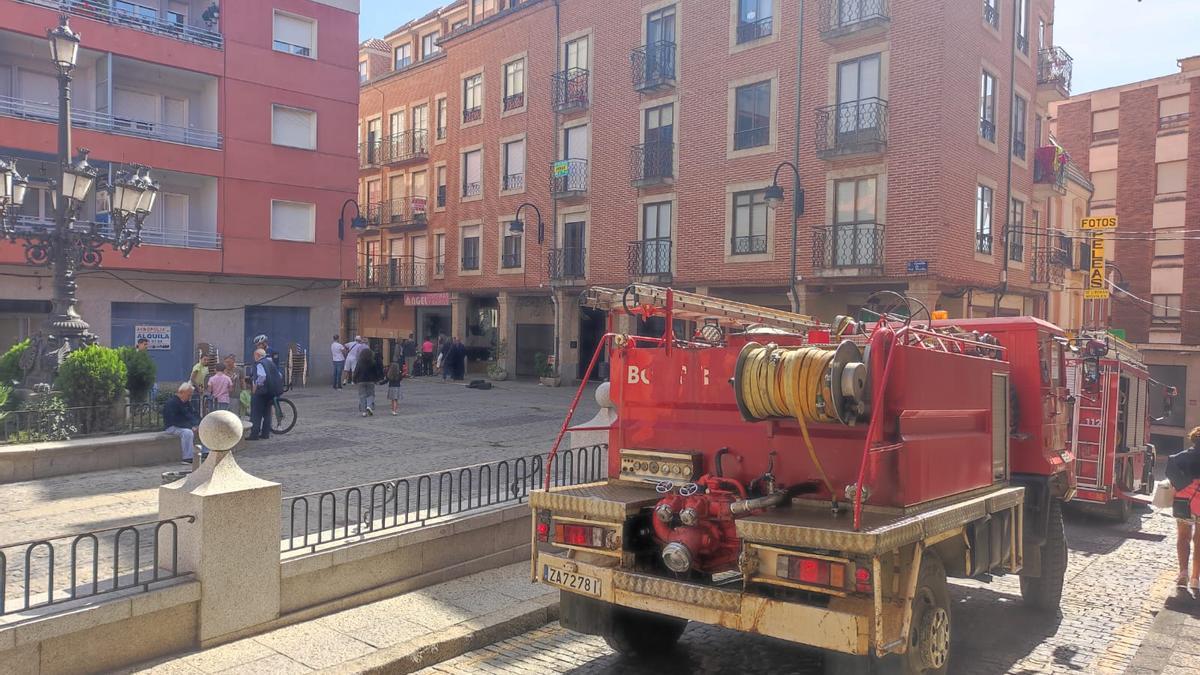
[0,431,183,484]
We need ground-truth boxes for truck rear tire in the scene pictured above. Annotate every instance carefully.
[602,606,687,656]
[1105,496,1131,522]
[1020,498,1067,611]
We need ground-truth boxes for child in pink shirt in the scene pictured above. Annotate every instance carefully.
[207,363,234,411]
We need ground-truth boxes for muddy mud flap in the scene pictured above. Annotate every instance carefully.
[560,590,616,636]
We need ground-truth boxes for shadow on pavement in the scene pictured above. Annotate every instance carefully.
[950,582,1063,674]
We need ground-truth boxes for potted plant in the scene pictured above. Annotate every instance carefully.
[487,341,509,381]
[535,352,561,387]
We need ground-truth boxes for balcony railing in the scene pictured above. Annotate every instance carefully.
[1031,247,1068,286]
[630,141,674,187]
[983,1,999,29]
[812,223,884,274]
[1033,146,1068,194]
[462,106,482,123]
[503,93,525,111]
[351,255,428,291]
[550,158,588,197]
[0,95,222,149]
[736,17,773,44]
[462,181,482,198]
[627,239,671,278]
[1038,47,1073,98]
[977,231,993,255]
[363,201,384,226]
[551,68,589,113]
[382,130,429,164]
[501,252,522,269]
[461,252,480,271]
[436,125,447,141]
[359,140,381,168]
[1013,137,1026,160]
[16,0,224,50]
[548,247,586,280]
[503,173,525,191]
[815,98,889,158]
[980,119,997,143]
[819,0,890,40]
[382,197,429,226]
[731,235,768,255]
[631,41,676,91]
[17,216,222,250]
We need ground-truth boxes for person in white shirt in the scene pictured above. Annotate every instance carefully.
[343,336,368,386]
[331,335,347,390]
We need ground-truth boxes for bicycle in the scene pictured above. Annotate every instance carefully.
[271,382,298,435]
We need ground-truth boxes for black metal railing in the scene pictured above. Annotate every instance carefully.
[980,118,997,143]
[816,98,889,157]
[351,255,428,290]
[382,130,429,164]
[435,257,446,275]
[502,252,522,269]
[1013,138,1027,160]
[1038,47,1073,98]
[977,231,993,255]
[732,235,768,255]
[631,41,676,90]
[16,0,223,50]
[812,223,884,272]
[1008,227,1024,262]
[983,1,999,29]
[462,253,480,271]
[503,173,525,191]
[734,125,769,151]
[463,181,482,198]
[503,93,525,111]
[550,158,589,196]
[381,197,429,225]
[548,247,587,279]
[359,140,381,168]
[630,141,674,185]
[1016,34,1029,55]
[437,125,447,141]
[437,185,447,208]
[0,515,194,617]
[819,0,890,37]
[1,402,163,445]
[628,239,672,277]
[281,446,607,553]
[736,16,774,44]
[463,106,482,123]
[1031,247,1068,285]
[552,68,590,113]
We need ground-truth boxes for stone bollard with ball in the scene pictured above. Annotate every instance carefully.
[158,409,282,646]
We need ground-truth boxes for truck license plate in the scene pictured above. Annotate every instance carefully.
[542,564,601,597]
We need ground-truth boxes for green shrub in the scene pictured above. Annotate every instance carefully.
[24,394,77,442]
[54,345,127,410]
[0,339,30,386]
[118,347,157,402]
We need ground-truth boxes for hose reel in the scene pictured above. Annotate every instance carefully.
[733,341,871,427]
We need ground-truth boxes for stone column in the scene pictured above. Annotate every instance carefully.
[906,281,943,318]
[497,291,518,376]
[159,411,281,647]
[555,289,581,383]
[449,293,469,342]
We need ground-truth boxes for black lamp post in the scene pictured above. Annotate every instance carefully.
[0,16,158,383]
[508,202,545,243]
[764,161,805,314]
[337,198,368,240]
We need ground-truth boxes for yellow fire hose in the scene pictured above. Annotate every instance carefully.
[736,344,840,495]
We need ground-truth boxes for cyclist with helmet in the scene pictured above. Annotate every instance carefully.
[254,334,281,367]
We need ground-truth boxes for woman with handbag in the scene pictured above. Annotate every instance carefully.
[1166,427,1200,590]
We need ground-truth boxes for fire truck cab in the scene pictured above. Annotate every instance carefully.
[530,287,1074,674]
[1065,333,1156,521]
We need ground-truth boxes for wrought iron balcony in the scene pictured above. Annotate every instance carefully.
[1033,146,1068,194]
[1013,138,1026,160]
[815,98,888,158]
[382,130,429,165]
[381,197,429,227]
[551,68,589,113]
[1038,47,1073,99]
[359,141,382,168]
[812,223,884,275]
[503,173,525,191]
[983,1,999,29]
[819,0,890,41]
[462,106,482,123]
[501,252,522,269]
[462,181,482,198]
[0,94,222,149]
[550,158,588,198]
[630,141,674,187]
[631,41,676,91]
[350,255,428,291]
[1031,247,1068,286]
[627,239,671,278]
[731,235,768,256]
[461,253,480,271]
[736,17,773,44]
[977,231,993,255]
[16,0,224,49]
[362,201,385,227]
[548,247,586,280]
[436,125,447,141]
[980,119,997,143]
[503,93,525,111]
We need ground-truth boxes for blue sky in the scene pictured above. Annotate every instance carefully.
[359,0,1200,93]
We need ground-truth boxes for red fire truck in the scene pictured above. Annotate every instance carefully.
[530,286,1074,674]
[1065,333,1158,521]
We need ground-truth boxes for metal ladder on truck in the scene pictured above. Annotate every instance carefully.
[580,284,829,335]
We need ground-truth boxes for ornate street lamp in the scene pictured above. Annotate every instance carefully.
[508,202,545,243]
[765,161,805,315]
[0,16,158,384]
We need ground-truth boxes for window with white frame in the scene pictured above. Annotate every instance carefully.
[463,74,483,122]
[502,139,525,191]
[734,81,771,150]
[502,226,522,268]
[271,105,316,150]
[976,185,993,254]
[271,200,316,242]
[503,59,525,110]
[731,190,768,254]
[1008,198,1025,261]
[1011,94,1027,159]
[358,61,368,84]
[1152,295,1182,325]
[436,98,447,139]
[461,224,481,270]
[436,165,447,207]
[462,149,482,197]
[434,232,446,274]
[273,12,315,58]
[980,70,997,142]
[422,32,440,59]
[395,44,412,70]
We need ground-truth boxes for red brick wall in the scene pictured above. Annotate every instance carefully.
[1110,87,1158,343]
[1183,78,1200,344]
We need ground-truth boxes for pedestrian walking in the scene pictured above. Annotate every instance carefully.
[438,337,452,382]
[353,348,381,416]
[248,348,283,440]
[385,359,405,416]
[331,334,347,389]
[421,336,434,376]
[163,382,206,464]
[207,363,233,411]
[344,336,367,387]
[1166,427,1200,590]
[447,336,468,381]
[401,333,417,378]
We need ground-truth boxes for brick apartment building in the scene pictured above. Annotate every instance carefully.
[1052,56,1200,452]
[349,0,1085,381]
[0,0,358,381]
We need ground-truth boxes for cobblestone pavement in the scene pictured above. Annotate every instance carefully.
[422,507,1188,675]
[0,379,596,609]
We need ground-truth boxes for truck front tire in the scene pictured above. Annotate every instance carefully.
[1020,498,1067,611]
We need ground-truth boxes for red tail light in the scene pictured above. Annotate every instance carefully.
[554,523,606,548]
[855,566,872,593]
[777,555,847,590]
[536,521,550,542]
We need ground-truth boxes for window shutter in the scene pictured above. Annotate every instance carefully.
[271,200,316,242]
[274,13,314,50]
[272,106,316,149]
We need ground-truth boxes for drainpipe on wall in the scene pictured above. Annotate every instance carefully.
[550,0,562,377]
[996,0,1019,315]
